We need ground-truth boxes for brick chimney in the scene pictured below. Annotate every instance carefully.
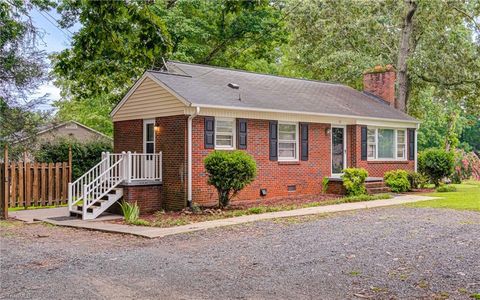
[363,65,397,109]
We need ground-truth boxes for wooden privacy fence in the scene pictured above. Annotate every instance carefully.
[2,161,71,208]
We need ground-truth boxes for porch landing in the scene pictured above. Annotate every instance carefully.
[326,177,390,194]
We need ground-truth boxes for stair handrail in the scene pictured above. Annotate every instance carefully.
[68,152,109,211]
[82,157,124,215]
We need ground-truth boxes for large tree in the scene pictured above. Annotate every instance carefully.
[286,0,480,150]
[0,0,54,152]
[52,0,288,135]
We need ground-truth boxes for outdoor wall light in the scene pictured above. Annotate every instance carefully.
[260,188,267,197]
[325,128,331,136]
[154,125,161,133]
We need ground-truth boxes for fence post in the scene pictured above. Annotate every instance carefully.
[68,146,72,183]
[1,145,8,219]
[127,151,132,183]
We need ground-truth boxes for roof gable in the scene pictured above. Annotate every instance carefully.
[111,74,189,121]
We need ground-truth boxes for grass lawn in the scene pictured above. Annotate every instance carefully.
[408,180,480,212]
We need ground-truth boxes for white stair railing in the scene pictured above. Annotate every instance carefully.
[68,151,163,219]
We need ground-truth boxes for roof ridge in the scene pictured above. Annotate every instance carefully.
[166,60,345,87]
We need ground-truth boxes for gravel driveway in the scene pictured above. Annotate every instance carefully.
[1,207,479,299]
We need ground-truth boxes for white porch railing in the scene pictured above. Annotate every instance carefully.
[68,152,162,217]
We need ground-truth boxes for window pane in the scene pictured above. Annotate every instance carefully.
[279,142,295,158]
[215,119,234,148]
[279,124,296,132]
[279,132,295,140]
[378,129,394,158]
[368,145,376,158]
[397,130,405,144]
[146,123,154,142]
[146,142,154,154]
[397,144,405,158]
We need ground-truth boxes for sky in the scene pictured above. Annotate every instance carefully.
[29,8,80,111]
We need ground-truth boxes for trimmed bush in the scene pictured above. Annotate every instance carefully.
[34,137,112,180]
[418,148,455,187]
[384,170,410,193]
[204,150,257,208]
[341,168,368,196]
[407,171,428,189]
[435,185,457,193]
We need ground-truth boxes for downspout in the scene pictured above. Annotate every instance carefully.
[187,106,200,207]
[414,124,419,172]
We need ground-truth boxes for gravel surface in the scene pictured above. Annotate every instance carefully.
[1,207,479,300]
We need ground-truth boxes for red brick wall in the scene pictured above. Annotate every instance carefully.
[363,67,396,107]
[191,117,332,206]
[113,119,143,153]
[113,116,188,211]
[155,115,188,210]
[121,184,163,213]
[349,125,415,177]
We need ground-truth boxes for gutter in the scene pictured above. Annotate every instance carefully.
[187,106,200,207]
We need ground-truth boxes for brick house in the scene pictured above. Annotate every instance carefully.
[69,62,419,219]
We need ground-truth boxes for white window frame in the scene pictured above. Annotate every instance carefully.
[143,119,155,154]
[367,127,407,161]
[278,121,299,161]
[214,117,236,150]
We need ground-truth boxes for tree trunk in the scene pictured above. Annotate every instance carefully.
[396,0,417,112]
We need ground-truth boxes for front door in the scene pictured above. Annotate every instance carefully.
[143,119,155,179]
[331,126,346,176]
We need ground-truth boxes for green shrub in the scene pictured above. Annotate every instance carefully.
[322,176,329,194]
[435,185,457,193]
[119,201,140,223]
[341,168,368,196]
[418,148,455,187]
[34,137,112,180]
[407,171,428,189]
[384,170,410,193]
[204,150,257,208]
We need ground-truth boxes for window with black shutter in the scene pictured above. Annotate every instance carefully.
[269,121,278,161]
[237,119,247,149]
[361,126,368,161]
[300,123,308,161]
[408,128,415,160]
[204,117,215,149]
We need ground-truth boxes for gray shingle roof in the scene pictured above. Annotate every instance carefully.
[147,61,417,122]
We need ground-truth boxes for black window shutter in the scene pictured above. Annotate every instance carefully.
[408,128,415,160]
[300,123,309,161]
[237,119,247,149]
[204,117,215,149]
[269,121,278,161]
[361,126,367,161]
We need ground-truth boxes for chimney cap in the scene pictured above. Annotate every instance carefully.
[363,64,395,75]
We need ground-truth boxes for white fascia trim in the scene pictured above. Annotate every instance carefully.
[110,72,191,117]
[190,103,421,125]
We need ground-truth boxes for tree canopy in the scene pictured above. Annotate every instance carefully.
[48,0,479,152]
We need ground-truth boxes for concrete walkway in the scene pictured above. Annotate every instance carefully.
[9,207,122,223]
[23,194,439,238]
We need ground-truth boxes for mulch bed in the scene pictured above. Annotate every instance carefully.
[113,193,343,227]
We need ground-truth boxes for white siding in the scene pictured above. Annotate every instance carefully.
[113,77,187,121]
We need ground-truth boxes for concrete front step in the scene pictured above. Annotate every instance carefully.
[367,187,391,194]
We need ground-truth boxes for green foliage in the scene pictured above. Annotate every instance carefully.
[407,171,428,190]
[435,185,457,193]
[384,170,410,193]
[321,176,329,194]
[34,138,112,180]
[451,149,480,184]
[53,0,287,135]
[341,168,368,196]
[418,148,455,187]
[204,150,257,208]
[119,201,140,224]
[1,0,55,148]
